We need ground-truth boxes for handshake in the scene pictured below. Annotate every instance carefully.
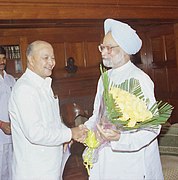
[63,123,120,152]
[70,123,120,143]
[71,124,88,143]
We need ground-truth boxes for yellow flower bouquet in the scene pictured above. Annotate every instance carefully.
[100,66,173,131]
[83,65,174,175]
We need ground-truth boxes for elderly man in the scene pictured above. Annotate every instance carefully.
[9,40,87,180]
[84,19,163,180]
[0,46,16,180]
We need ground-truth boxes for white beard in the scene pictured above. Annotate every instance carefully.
[102,59,112,68]
[102,52,125,68]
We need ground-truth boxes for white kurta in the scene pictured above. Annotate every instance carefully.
[85,61,164,180]
[9,68,72,180]
[0,71,15,180]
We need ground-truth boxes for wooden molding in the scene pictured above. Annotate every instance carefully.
[0,2,178,20]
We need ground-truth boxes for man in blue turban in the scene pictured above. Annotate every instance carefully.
[84,18,164,180]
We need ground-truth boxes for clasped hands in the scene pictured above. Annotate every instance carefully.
[63,124,88,152]
[71,123,120,143]
[64,123,120,152]
[71,124,88,143]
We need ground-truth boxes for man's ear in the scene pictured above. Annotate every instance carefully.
[27,55,34,67]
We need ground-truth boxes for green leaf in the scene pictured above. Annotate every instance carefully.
[100,64,174,131]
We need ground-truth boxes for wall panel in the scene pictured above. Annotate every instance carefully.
[146,24,178,124]
[65,42,85,67]
[84,41,101,67]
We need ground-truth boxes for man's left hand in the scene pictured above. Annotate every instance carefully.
[96,124,120,141]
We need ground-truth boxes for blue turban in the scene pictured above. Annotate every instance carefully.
[104,18,142,55]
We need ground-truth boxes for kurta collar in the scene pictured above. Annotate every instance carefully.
[0,70,7,80]
[25,68,52,91]
[111,60,132,73]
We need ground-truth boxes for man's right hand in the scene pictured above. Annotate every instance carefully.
[0,121,11,135]
[71,124,88,143]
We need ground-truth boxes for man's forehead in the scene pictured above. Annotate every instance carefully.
[33,43,53,55]
[35,42,51,49]
[103,32,118,45]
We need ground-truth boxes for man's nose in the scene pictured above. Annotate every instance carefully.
[0,58,5,63]
[101,50,106,56]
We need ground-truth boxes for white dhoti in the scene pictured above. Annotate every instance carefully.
[0,143,12,180]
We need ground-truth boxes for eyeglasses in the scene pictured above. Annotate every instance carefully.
[98,44,119,53]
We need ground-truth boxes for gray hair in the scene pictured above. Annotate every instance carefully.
[26,40,51,58]
[26,43,34,58]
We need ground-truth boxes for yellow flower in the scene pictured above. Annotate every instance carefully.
[109,87,153,127]
[127,120,137,127]
[83,130,100,175]
[84,130,100,149]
